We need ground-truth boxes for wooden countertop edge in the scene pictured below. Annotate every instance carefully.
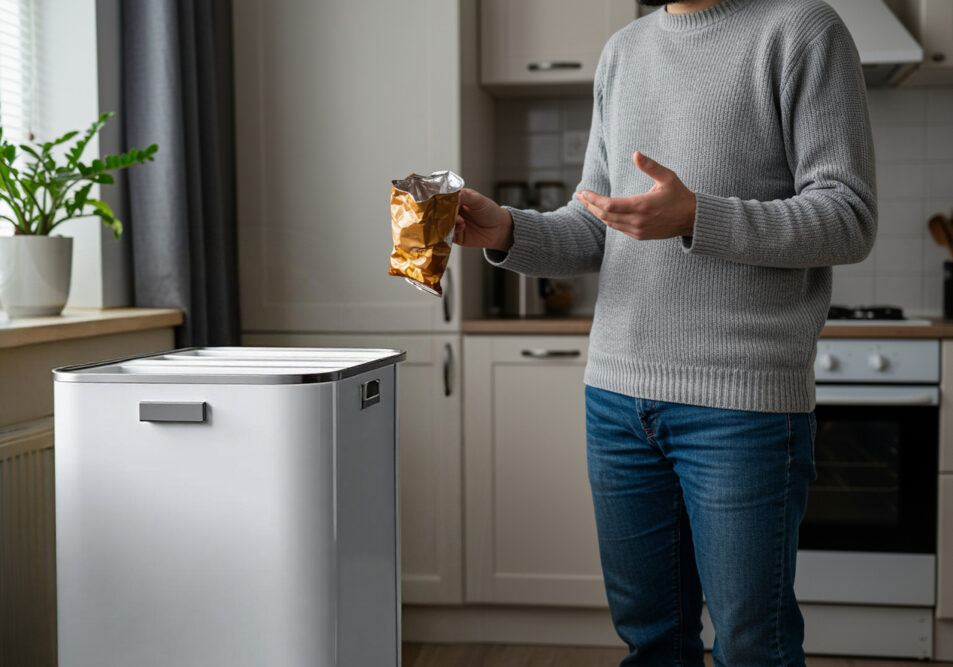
[0,308,183,349]
[462,319,594,335]
[462,319,953,338]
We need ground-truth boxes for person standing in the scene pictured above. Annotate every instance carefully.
[453,0,876,665]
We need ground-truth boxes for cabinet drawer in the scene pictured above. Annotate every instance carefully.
[488,335,589,365]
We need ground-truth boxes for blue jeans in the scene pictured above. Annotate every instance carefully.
[585,385,817,667]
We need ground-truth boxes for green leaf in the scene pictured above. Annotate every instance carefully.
[53,130,78,145]
[94,173,114,185]
[74,183,93,209]
[91,158,104,172]
[19,144,42,162]
[88,198,116,219]
[3,145,15,162]
[88,198,123,239]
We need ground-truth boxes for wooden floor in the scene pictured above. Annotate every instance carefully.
[401,643,931,666]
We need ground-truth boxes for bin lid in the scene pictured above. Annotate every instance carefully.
[53,347,407,384]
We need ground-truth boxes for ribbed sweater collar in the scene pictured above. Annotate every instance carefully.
[655,0,751,31]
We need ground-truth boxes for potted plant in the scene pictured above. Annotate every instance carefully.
[0,112,157,317]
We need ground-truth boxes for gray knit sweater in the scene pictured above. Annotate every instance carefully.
[486,0,876,413]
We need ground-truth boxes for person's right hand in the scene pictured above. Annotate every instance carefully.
[453,188,514,252]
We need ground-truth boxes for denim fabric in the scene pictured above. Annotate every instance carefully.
[585,385,817,667]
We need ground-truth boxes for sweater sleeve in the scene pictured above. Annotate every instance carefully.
[681,20,877,269]
[483,54,611,277]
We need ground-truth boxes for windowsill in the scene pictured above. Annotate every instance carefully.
[0,307,183,349]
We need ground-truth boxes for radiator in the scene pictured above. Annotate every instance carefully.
[0,418,56,667]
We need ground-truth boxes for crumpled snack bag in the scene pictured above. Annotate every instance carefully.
[389,170,464,296]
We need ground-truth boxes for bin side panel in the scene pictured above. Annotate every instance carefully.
[334,365,399,667]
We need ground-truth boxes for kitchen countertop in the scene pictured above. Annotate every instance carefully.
[462,318,953,338]
[0,307,183,348]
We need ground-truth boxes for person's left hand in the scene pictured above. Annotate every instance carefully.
[576,151,697,240]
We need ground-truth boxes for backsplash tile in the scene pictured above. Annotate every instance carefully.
[873,123,924,161]
[926,162,953,198]
[831,275,875,306]
[876,161,925,199]
[927,89,953,124]
[495,89,953,318]
[495,98,586,203]
[867,88,926,127]
[926,125,953,161]
[845,89,953,317]
[874,237,924,274]
[878,199,924,238]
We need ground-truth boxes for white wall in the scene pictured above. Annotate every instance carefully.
[36,0,104,308]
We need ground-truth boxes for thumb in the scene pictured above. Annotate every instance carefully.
[633,151,673,184]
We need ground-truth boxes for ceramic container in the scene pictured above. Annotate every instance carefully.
[0,235,73,318]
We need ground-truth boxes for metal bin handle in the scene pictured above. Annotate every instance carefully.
[139,402,207,423]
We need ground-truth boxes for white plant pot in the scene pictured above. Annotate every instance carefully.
[0,235,73,318]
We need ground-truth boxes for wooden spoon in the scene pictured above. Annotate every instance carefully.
[927,213,953,262]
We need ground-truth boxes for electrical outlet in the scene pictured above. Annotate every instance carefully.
[562,130,588,165]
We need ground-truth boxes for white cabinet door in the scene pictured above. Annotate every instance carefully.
[233,0,463,333]
[481,0,637,89]
[464,335,606,606]
[242,333,463,604]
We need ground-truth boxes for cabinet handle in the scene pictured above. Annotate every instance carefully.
[442,343,453,397]
[527,61,583,72]
[443,266,453,323]
[140,401,207,423]
[521,349,581,359]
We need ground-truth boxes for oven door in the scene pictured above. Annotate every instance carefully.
[801,384,939,554]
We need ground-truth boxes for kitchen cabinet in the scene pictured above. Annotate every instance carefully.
[480,0,638,93]
[463,335,606,606]
[241,332,463,604]
[899,0,953,86]
[233,0,492,334]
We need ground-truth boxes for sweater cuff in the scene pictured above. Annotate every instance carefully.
[681,192,736,258]
[482,207,545,274]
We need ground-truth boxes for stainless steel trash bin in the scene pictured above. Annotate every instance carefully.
[53,347,405,667]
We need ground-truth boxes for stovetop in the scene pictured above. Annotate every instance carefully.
[826,305,931,326]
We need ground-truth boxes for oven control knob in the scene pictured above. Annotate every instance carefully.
[818,353,837,371]
[868,353,888,372]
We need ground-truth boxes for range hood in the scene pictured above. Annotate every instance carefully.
[826,0,923,86]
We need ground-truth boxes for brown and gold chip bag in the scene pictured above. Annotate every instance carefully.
[389,170,464,296]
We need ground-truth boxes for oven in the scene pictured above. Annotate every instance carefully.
[795,338,940,608]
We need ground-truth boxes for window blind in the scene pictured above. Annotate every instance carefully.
[0,0,38,146]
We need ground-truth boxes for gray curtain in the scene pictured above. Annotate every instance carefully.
[121,0,239,346]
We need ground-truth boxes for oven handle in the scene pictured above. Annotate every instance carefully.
[815,385,939,406]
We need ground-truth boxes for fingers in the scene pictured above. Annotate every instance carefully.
[632,151,675,184]
[575,191,643,223]
[452,219,467,245]
[459,187,492,209]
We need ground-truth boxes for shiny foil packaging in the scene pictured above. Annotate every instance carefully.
[389,170,464,296]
